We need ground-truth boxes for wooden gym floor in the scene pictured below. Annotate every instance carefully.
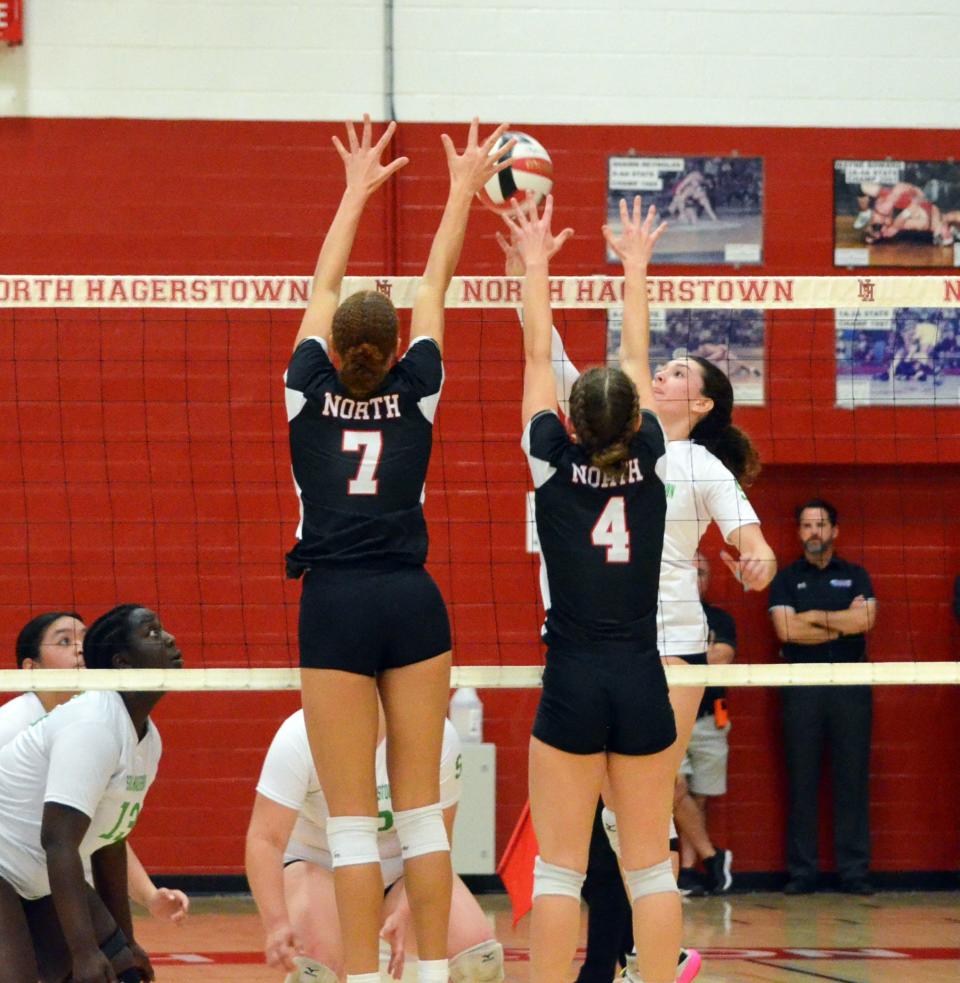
[135,890,960,981]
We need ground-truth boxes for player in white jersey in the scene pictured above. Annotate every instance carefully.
[0,610,190,927]
[246,711,501,983]
[0,604,182,983]
[290,116,515,983]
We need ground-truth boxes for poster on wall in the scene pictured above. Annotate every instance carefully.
[833,159,960,268]
[835,307,960,407]
[607,155,764,265]
[606,308,766,406]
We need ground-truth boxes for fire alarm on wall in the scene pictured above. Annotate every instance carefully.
[0,0,23,45]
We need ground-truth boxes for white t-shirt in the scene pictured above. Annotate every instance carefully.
[256,710,462,887]
[0,691,162,900]
[0,692,45,748]
[657,440,759,657]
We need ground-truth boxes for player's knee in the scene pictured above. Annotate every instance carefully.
[532,856,585,901]
[600,806,620,858]
[448,940,504,983]
[283,956,340,983]
[326,815,380,867]
[393,803,449,860]
[624,858,678,902]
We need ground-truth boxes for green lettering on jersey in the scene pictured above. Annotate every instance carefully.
[455,753,463,780]
[664,483,676,498]
[378,809,393,832]
[98,801,141,844]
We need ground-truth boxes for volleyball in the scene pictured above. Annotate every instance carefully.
[477,131,553,214]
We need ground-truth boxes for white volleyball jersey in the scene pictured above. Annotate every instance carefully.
[0,691,162,900]
[0,692,45,748]
[658,441,759,657]
[256,710,462,887]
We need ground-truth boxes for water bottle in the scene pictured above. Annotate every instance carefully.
[449,687,483,743]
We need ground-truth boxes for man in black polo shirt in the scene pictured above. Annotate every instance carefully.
[768,498,877,896]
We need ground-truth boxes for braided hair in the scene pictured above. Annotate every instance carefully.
[332,290,399,397]
[687,356,761,487]
[568,366,640,480]
[82,604,142,671]
[15,611,84,668]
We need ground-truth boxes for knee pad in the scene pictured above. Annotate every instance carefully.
[601,806,620,858]
[284,956,340,983]
[624,858,677,902]
[326,815,381,868]
[532,856,586,901]
[393,803,449,861]
[117,972,144,983]
[99,926,128,962]
[449,940,504,983]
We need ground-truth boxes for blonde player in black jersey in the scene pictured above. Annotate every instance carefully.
[283,116,514,983]
[509,194,680,983]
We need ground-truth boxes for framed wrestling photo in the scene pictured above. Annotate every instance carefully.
[607,154,764,265]
[834,159,960,268]
[606,307,767,406]
[835,307,960,407]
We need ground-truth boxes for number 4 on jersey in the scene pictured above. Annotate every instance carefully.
[591,496,631,563]
[343,430,382,495]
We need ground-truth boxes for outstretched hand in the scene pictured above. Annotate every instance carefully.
[501,193,574,268]
[332,114,409,198]
[442,119,516,197]
[603,195,667,267]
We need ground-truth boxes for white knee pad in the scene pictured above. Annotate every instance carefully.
[448,940,504,983]
[624,858,678,901]
[393,803,449,861]
[602,808,678,857]
[326,815,380,868]
[532,855,586,901]
[284,956,339,983]
[601,807,620,858]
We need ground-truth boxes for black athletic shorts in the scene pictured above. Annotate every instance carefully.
[299,563,451,676]
[533,646,676,756]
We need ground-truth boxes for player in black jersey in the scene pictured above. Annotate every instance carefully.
[507,194,681,983]
[283,116,515,983]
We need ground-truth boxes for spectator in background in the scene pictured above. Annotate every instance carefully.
[675,555,736,896]
[768,499,877,895]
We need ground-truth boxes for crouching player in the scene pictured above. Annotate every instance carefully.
[246,707,502,983]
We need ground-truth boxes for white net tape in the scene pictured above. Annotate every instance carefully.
[1,663,957,693]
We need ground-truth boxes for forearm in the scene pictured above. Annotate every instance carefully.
[246,838,292,932]
[523,261,553,364]
[125,843,156,909]
[92,842,135,941]
[311,187,368,298]
[778,617,841,644]
[47,844,103,957]
[420,186,474,293]
[619,260,655,409]
[810,608,872,635]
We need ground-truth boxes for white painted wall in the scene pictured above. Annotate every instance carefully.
[1,0,958,128]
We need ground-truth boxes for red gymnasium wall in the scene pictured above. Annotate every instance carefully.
[1,119,958,876]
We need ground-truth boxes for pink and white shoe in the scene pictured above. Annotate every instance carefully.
[676,947,702,982]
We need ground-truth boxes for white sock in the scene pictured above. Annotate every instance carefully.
[417,958,449,983]
[346,974,380,983]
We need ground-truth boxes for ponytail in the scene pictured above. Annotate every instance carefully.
[687,356,761,486]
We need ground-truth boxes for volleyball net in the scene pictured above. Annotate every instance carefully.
[2,273,960,693]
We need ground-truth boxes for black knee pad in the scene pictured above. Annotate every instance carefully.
[117,971,144,983]
[99,927,128,961]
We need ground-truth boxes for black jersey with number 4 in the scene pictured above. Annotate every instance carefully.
[523,409,667,651]
[284,335,443,574]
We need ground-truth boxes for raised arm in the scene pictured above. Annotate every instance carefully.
[293,115,409,351]
[502,195,574,426]
[410,120,515,354]
[497,213,581,415]
[602,196,667,412]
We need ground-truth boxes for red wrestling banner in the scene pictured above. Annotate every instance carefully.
[0,1,23,44]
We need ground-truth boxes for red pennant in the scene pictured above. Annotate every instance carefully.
[496,800,538,926]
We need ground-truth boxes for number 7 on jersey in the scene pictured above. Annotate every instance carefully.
[592,496,631,563]
[342,430,382,495]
